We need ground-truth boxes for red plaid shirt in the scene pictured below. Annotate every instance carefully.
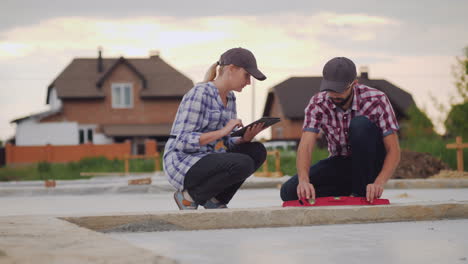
[303,84,399,157]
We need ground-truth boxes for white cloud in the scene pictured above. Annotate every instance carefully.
[0,12,399,59]
[0,43,35,58]
[326,13,399,26]
[0,12,459,139]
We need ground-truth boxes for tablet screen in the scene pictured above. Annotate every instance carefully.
[230,117,280,137]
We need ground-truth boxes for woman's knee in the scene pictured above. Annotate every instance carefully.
[230,154,256,176]
[251,142,267,164]
[235,142,266,168]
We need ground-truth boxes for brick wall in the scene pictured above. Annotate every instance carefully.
[270,94,303,140]
[144,140,158,156]
[42,63,181,127]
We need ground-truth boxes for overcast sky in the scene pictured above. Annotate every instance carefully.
[1,0,467,141]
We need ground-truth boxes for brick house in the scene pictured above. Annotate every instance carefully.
[263,69,416,141]
[12,50,193,154]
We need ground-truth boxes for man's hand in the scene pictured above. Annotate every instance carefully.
[297,180,316,200]
[366,183,384,203]
[295,132,319,201]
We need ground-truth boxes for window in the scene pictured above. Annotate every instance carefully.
[275,126,284,138]
[137,143,145,155]
[79,128,94,144]
[79,130,85,144]
[87,129,93,142]
[112,83,133,108]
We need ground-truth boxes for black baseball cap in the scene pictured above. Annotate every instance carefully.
[319,57,357,93]
[218,47,267,81]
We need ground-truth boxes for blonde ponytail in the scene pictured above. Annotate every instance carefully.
[202,62,219,83]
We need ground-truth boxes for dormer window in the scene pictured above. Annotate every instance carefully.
[112,83,133,108]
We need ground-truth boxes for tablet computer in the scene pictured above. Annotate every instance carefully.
[230,117,281,137]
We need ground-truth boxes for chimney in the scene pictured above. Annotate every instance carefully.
[359,66,369,79]
[149,50,160,58]
[97,46,103,73]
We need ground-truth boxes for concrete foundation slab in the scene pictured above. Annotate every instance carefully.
[0,216,176,264]
[110,219,468,264]
[1,188,467,264]
[64,201,468,232]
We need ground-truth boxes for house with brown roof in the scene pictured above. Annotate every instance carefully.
[12,50,193,154]
[263,68,416,141]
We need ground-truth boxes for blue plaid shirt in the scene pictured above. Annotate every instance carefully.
[163,82,239,190]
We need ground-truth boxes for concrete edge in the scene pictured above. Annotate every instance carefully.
[245,178,468,189]
[385,179,468,189]
[62,201,468,232]
[1,179,468,197]
[0,184,175,197]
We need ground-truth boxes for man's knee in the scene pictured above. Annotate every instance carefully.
[349,116,373,131]
[280,176,299,201]
[349,116,379,141]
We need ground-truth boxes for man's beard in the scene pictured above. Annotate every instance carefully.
[331,90,354,107]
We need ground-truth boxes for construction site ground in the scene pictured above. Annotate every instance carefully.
[0,173,467,264]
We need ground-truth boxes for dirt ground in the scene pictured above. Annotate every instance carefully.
[392,150,463,179]
[430,169,468,179]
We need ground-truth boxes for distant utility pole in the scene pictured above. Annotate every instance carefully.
[251,78,255,122]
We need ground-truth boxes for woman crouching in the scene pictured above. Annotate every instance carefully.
[163,47,268,210]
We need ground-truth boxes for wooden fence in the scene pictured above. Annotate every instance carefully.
[5,140,158,165]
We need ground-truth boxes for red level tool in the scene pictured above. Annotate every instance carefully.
[282,196,390,207]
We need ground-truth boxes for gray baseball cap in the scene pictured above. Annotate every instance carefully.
[218,47,267,81]
[319,57,357,93]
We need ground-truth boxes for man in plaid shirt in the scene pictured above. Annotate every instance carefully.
[280,57,401,203]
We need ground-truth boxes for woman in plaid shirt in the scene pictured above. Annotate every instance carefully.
[164,48,268,210]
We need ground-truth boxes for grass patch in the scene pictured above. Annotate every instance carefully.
[1,135,465,182]
[262,147,329,176]
[0,156,162,182]
[263,135,467,176]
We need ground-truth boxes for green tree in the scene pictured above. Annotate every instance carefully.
[445,102,468,138]
[445,46,468,137]
[450,46,468,102]
[401,104,435,138]
[0,140,3,147]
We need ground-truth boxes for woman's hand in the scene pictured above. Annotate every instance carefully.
[241,123,265,142]
[222,119,243,136]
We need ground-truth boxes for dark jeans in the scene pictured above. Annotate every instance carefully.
[280,116,386,201]
[184,142,267,205]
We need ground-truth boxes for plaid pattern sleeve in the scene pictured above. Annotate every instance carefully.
[171,87,204,153]
[376,93,399,137]
[224,135,238,149]
[223,96,239,149]
[303,96,323,133]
